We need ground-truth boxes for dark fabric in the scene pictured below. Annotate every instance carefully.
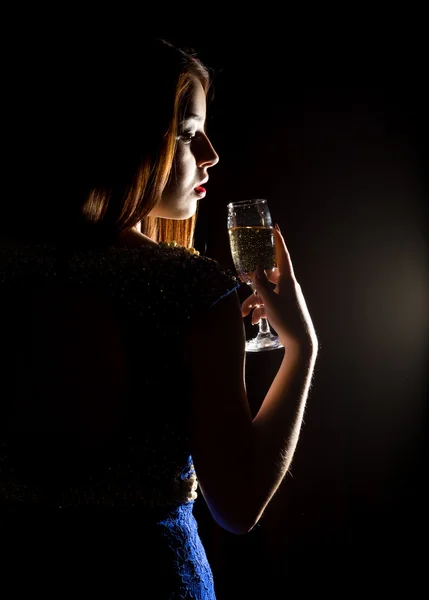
[0,241,240,599]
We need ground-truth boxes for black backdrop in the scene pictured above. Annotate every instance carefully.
[163,29,427,598]
[4,17,426,597]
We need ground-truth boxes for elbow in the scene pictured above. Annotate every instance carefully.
[213,516,255,536]
[210,504,264,536]
[216,515,262,536]
[199,481,268,535]
[222,524,250,536]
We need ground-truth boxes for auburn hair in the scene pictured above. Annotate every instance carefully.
[1,38,211,250]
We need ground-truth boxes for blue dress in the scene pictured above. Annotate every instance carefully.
[0,241,240,599]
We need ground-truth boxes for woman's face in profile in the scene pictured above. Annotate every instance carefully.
[150,77,219,220]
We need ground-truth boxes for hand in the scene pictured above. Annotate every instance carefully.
[241,226,317,349]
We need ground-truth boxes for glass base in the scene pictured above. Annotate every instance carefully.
[245,332,284,353]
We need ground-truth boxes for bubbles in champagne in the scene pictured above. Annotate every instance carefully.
[228,226,276,281]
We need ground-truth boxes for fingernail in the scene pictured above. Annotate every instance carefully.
[274,223,280,232]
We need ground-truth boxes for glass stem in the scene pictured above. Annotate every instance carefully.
[258,317,270,335]
[249,286,271,336]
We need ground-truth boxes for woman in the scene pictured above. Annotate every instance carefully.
[0,38,317,599]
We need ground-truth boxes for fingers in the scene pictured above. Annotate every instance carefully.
[266,267,280,285]
[273,226,295,279]
[241,294,266,323]
[251,264,274,300]
[241,292,263,317]
[242,264,276,317]
[241,224,294,321]
[250,304,264,325]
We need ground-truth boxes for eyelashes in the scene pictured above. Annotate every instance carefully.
[177,128,197,144]
[177,129,209,146]
[179,131,195,144]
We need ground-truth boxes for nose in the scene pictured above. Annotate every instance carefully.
[196,133,219,169]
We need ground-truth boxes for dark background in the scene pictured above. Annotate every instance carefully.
[162,28,427,598]
[4,14,427,597]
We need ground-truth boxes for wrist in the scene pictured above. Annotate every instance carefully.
[281,334,318,360]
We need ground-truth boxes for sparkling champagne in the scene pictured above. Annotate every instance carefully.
[228,226,276,283]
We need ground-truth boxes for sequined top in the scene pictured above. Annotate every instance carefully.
[0,241,240,509]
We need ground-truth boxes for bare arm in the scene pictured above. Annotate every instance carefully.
[184,227,318,534]
[250,342,316,524]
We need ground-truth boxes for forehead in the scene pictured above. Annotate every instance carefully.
[184,77,207,120]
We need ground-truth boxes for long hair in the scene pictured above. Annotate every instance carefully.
[1,38,211,250]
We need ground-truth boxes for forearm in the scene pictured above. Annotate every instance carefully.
[250,342,317,522]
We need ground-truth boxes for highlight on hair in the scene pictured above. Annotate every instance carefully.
[142,55,210,248]
[0,38,212,251]
[81,39,211,250]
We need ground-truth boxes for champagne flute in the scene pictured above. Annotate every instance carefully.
[227,198,284,352]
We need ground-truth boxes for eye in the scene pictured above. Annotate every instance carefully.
[178,130,196,144]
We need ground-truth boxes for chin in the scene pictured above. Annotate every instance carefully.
[174,204,197,220]
[151,195,197,220]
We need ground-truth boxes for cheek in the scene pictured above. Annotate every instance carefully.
[171,147,194,186]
